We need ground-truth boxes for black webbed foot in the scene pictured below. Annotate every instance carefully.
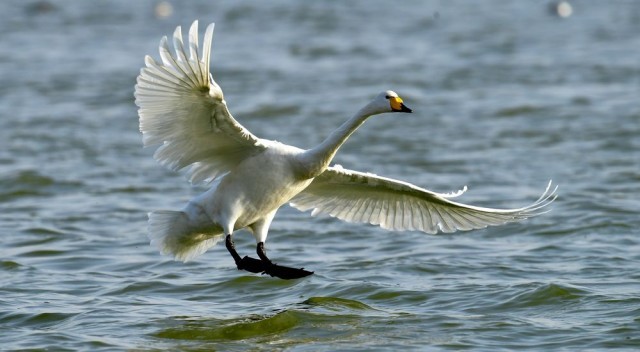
[226,235,264,272]
[225,235,314,279]
[257,242,314,280]
[237,256,266,273]
[262,263,314,280]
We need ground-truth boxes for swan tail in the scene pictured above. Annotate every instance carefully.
[147,210,223,262]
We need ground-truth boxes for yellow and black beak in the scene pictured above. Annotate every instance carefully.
[390,96,412,113]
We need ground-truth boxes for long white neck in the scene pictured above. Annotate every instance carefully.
[297,106,375,179]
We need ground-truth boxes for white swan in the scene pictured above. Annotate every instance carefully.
[135,21,557,279]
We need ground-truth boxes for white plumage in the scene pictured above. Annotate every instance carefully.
[291,168,555,234]
[135,21,556,277]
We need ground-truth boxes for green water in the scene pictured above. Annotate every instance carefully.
[1,0,639,350]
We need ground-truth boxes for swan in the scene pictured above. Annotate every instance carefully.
[134,21,557,279]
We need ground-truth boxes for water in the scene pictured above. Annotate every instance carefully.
[1,0,639,350]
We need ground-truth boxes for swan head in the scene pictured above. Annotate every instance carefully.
[363,90,412,116]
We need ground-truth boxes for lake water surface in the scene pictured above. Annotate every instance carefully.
[1,0,639,350]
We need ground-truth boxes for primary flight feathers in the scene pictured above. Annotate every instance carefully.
[136,21,266,184]
[292,168,556,234]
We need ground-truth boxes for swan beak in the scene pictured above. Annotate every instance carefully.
[390,97,412,113]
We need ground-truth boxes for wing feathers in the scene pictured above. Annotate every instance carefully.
[202,23,214,79]
[290,167,556,235]
[172,26,203,88]
[187,22,203,79]
[135,21,266,184]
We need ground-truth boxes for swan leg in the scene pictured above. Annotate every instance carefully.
[225,235,265,273]
[256,242,313,280]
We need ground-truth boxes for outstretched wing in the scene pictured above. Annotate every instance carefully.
[290,166,557,234]
[135,21,267,184]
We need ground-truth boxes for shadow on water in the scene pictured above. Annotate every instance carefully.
[153,296,390,343]
[154,310,300,341]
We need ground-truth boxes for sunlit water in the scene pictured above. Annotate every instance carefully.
[1,1,639,350]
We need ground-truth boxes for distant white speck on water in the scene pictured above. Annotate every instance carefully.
[556,1,573,18]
